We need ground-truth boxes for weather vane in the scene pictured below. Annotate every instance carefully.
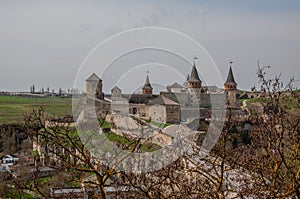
[146,70,150,74]
[193,56,198,64]
[230,60,234,67]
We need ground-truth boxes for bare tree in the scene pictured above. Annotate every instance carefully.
[10,67,299,199]
[114,66,299,199]
[14,106,143,198]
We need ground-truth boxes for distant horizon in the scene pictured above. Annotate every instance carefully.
[2,82,298,94]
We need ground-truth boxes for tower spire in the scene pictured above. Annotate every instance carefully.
[188,58,201,88]
[142,71,153,95]
[224,62,237,105]
[145,71,151,85]
[224,61,237,89]
[225,65,236,85]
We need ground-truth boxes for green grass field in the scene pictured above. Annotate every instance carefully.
[104,131,161,152]
[0,95,72,124]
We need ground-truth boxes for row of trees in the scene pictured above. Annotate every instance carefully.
[29,85,80,95]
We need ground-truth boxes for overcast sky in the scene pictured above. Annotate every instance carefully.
[0,0,299,93]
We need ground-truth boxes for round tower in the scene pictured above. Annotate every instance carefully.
[187,63,202,89]
[142,73,153,95]
[187,59,202,107]
[224,65,237,105]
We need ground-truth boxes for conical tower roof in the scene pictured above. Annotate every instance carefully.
[189,63,201,82]
[143,74,153,89]
[111,86,121,92]
[86,73,101,81]
[225,67,236,85]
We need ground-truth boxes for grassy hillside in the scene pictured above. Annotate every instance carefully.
[0,95,72,124]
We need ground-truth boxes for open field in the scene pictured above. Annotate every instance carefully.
[0,95,72,124]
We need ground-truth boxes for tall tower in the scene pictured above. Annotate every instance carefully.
[187,62,202,89]
[224,63,237,105]
[187,59,202,106]
[142,73,153,95]
[85,73,104,99]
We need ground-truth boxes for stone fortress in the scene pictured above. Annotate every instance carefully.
[83,60,239,125]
